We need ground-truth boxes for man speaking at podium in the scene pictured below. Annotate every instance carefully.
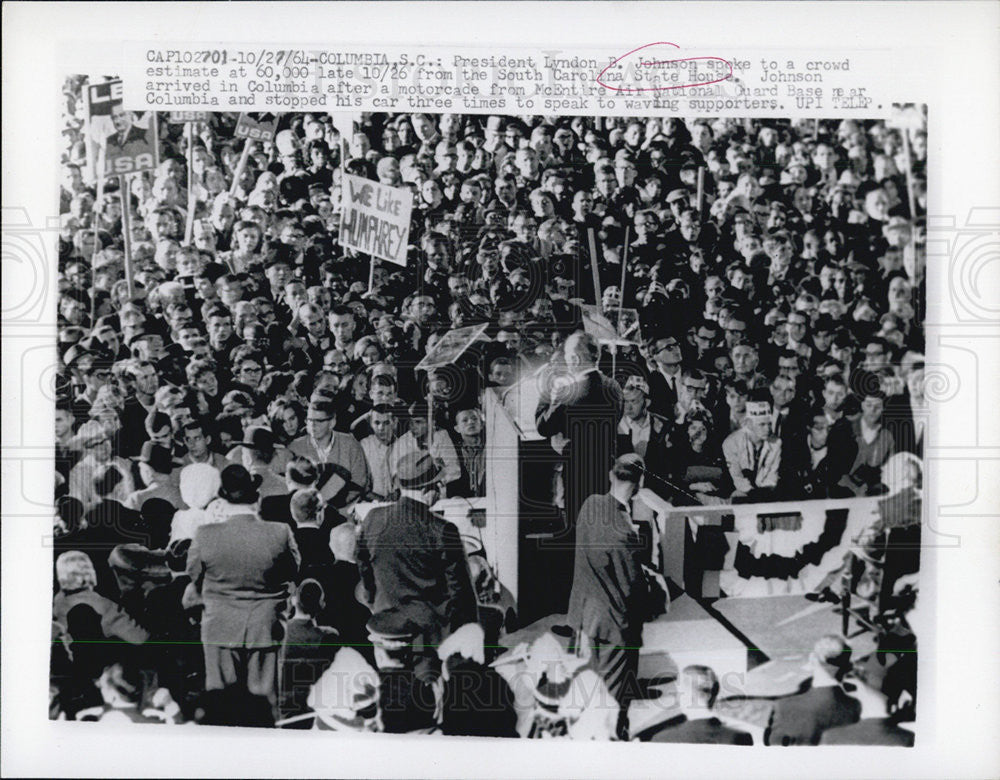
[535,331,625,593]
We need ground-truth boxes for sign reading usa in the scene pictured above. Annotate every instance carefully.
[339,173,413,266]
[86,79,160,178]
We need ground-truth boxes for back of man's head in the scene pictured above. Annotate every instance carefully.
[290,487,323,526]
[680,665,720,709]
[286,457,319,490]
[293,578,326,618]
[611,453,644,486]
[565,330,599,368]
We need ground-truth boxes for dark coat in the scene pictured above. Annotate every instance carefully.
[778,423,859,500]
[566,493,647,643]
[646,715,753,744]
[617,411,677,500]
[884,392,923,458]
[260,492,345,531]
[55,500,148,599]
[279,618,339,723]
[186,516,301,648]
[765,683,862,745]
[820,718,915,746]
[646,369,681,420]
[118,398,153,459]
[535,368,624,524]
[356,497,477,644]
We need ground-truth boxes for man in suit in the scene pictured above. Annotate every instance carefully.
[259,456,346,530]
[356,451,477,656]
[616,375,676,495]
[779,405,858,501]
[536,330,625,614]
[645,665,753,744]
[646,334,684,419]
[819,679,914,746]
[567,454,650,740]
[535,330,625,534]
[186,465,301,711]
[765,635,862,745]
[104,106,152,164]
[57,463,148,599]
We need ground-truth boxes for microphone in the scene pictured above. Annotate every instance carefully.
[637,466,704,506]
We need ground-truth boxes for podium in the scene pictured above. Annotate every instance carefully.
[484,383,572,626]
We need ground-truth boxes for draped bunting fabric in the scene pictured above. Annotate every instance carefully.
[713,497,882,597]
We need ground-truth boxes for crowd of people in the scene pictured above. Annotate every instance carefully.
[51,72,925,741]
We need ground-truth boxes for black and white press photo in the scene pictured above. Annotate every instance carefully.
[50,89,929,746]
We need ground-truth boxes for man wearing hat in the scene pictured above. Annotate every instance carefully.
[126,442,185,510]
[186,464,301,712]
[356,450,477,656]
[389,400,460,493]
[230,425,289,497]
[721,390,782,500]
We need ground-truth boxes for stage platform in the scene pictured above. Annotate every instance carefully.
[496,592,881,737]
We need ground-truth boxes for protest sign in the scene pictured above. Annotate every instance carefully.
[234,112,278,141]
[416,323,490,371]
[85,79,159,178]
[339,173,413,266]
[579,304,638,346]
[168,110,211,122]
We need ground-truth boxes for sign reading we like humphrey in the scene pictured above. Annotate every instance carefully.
[339,173,413,266]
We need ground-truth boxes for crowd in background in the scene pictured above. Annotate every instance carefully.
[51,73,925,740]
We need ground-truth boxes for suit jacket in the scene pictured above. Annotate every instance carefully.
[646,715,753,744]
[617,412,676,497]
[535,368,624,520]
[279,617,339,720]
[566,493,647,643]
[765,683,862,745]
[55,500,149,598]
[356,497,476,644]
[260,492,345,530]
[647,369,681,419]
[118,398,153,459]
[186,515,301,647]
[778,426,858,500]
[819,718,915,746]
